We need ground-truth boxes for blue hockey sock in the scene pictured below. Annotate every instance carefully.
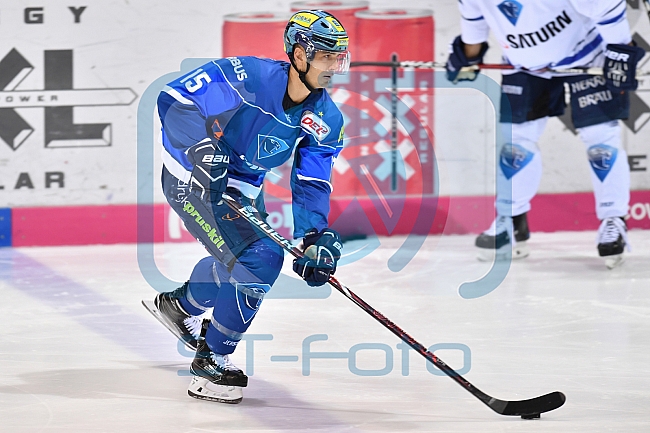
[205,238,283,354]
[178,256,219,316]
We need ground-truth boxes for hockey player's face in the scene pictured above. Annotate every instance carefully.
[309,51,339,87]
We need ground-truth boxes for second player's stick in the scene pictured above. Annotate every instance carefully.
[221,193,566,418]
[350,60,649,77]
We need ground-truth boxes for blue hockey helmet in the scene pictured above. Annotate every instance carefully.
[284,10,350,74]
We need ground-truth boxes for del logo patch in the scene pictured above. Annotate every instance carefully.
[301,111,331,141]
[257,135,289,160]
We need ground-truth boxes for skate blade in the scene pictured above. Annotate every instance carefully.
[187,376,243,404]
[141,300,198,350]
[604,254,625,269]
[477,241,529,262]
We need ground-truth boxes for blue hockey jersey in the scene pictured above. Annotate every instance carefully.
[157,57,345,238]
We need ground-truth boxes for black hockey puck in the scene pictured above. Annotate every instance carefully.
[521,413,541,420]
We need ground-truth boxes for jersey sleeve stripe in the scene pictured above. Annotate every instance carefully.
[163,86,194,105]
[227,178,262,199]
[161,147,191,183]
[604,0,625,16]
[296,174,334,192]
[554,34,603,67]
[461,15,484,21]
[597,9,626,26]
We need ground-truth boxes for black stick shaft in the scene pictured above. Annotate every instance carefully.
[325,274,495,406]
[222,195,495,406]
[221,194,566,416]
[349,61,650,78]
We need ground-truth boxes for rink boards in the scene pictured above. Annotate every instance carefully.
[3,190,650,247]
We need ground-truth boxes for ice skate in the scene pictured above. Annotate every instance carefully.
[188,331,248,404]
[187,376,244,404]
[597,217,629,269]
[475,213,530,262]
[142,282,202,350]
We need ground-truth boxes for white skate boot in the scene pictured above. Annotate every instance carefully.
[475,213,530,262]
[187,322,247,404]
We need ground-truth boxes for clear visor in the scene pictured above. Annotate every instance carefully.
[309,50,351,75]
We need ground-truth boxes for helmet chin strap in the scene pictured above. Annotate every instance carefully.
[289,53,317,93]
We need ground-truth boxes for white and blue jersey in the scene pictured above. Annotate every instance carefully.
[158,56,345,238]
[460,0,632,71]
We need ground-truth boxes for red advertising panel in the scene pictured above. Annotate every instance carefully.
[329,9,435,235]
[223,12,291,61]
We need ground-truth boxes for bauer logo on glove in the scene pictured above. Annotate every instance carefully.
[603,43,645,91]
[186,139,230,204]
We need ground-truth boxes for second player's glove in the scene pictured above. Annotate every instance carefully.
[186,139,229,204]
[445,36,489,83]
[293,228,343,287]
[603,43,646,91]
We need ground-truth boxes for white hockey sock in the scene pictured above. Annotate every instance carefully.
[578,121,630,220]
[496,118,546,217]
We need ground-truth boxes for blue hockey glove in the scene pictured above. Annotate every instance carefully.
[186,140,229,204]
[293,228,343,287]
[445,36,488,83]
[603,43,646,90]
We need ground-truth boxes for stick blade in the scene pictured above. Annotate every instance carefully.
[491,391,566,416]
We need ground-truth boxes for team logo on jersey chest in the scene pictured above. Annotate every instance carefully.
[301,111,331,141]
[498,0,523,26]
[257,135,289,160]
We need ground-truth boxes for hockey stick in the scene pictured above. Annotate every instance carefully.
[221,192,566,418]
[350,60,650,77]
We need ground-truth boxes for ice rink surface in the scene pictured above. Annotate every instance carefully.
[1,229,649,432]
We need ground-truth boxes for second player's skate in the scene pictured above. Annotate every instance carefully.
[597,217,629,269]
[475,213,530,262]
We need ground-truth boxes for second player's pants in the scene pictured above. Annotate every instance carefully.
[496,119,630,220]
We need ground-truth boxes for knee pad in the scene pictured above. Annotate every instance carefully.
[579,121,624,182]
[235,282,270,324]
[207,280,269,354]
[207,238,283,351]
[586,144,624,181]
[499,119,545,179]
[499,143,536,179]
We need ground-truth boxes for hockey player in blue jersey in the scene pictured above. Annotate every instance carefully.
[446,0,645,268]
[148,10,349,403]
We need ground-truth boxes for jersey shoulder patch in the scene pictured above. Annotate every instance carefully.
[300,110,332,142]
[301,92,344,145]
